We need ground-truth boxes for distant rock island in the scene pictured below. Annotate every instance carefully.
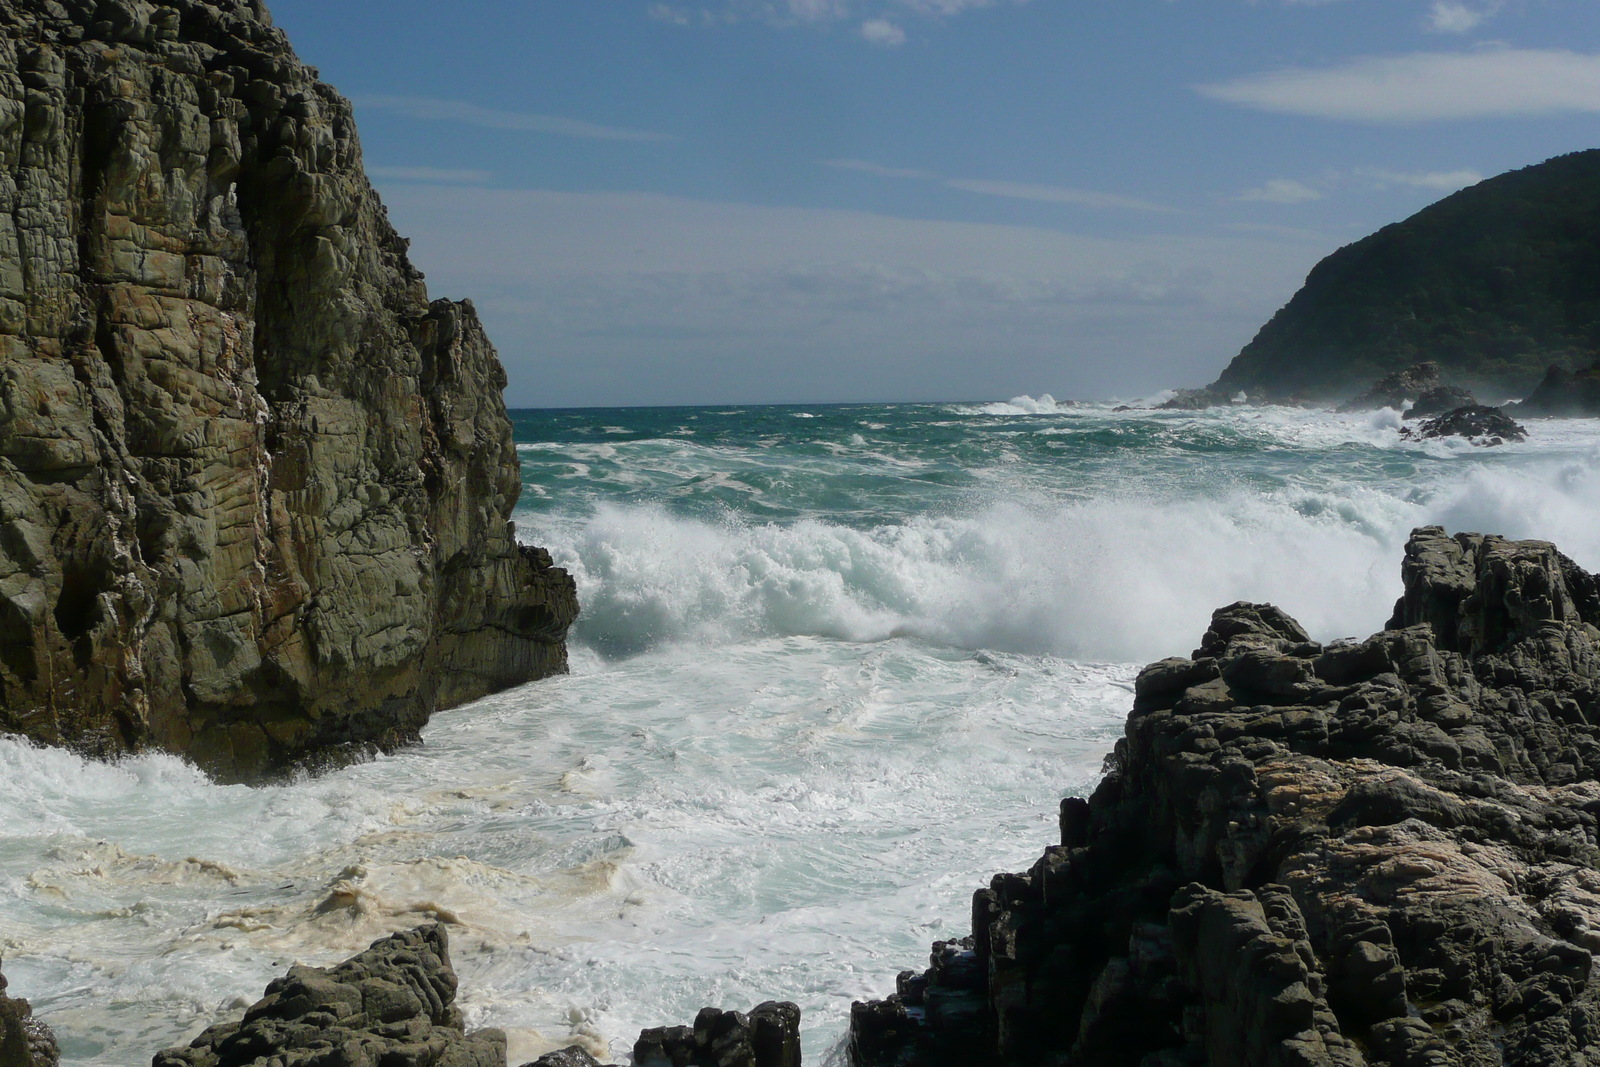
[1211,149,1600,402]
[0,0,577,781]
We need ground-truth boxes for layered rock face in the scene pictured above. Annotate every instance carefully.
[851,527,1600,1066]
[0,0,577,779]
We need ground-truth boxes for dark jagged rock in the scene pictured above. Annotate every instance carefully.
[1404,384,1477,419]
[0,0,578,780]
[1212,150,1600,400]
[153,925,504,1067]
[1335,361,1442,413]
[635,1003,802,1067]
[520,1047,611,1067]
[849,526,1600,1067]
[1156,388,1233,411]
[0,961,59,1067]
[1400,403,1527,445]
[1511,360,1600,417]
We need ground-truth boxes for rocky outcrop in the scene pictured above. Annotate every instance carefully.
[0,961,58,1067]
[154,925,503,1067]
[1403,384,1476,419]
[148,926,802,1067]
[849,527,1600,1066]
[1212,150,1600,400]
[1335,361,1442,413]
[1512,360,1600,417]
[0,0,577,779]
[1400,403,1527,445]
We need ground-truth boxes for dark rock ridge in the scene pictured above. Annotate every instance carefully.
[0,960,59,1067]
[0,0,578,779]
[849,526,1600,1066]
[1212,150,1600,401]
[1403,384,1477,420]
[1511,360,1600,418]
[1400,404,1527,446]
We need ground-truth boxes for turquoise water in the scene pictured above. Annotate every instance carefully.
[5,397,1600,1064]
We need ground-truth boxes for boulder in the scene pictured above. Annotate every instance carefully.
[1404,384,1477,418]
[0,962,58,1067]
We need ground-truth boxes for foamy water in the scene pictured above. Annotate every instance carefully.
[5,399,1600,1064]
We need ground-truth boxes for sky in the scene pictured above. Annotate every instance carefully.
[266,0,1600,407]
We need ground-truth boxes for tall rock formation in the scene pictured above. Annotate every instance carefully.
[0,0,578,780]
[1211,150,1600,401]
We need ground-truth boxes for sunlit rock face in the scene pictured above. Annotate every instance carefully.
[0,0,577,781]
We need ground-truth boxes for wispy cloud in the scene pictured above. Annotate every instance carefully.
[368,166,496,185]
[1233,178,1323,203]
[1355,167,1484,191]
[860,17,907,45]
[357,95,672,142]
[1424,0,1501,33]
[649,0,1030,34]
[824,158,1175,212]
[1198,49,1600,122]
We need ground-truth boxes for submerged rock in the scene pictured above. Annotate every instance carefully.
[1512,360,1600,417]
[154,926,502,1067]
[849,526,1600,1066]
[0,961,59,1067]
[0,0,578,780]
[1401,403,1528,444]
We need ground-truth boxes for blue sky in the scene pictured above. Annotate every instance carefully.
[268,0,1600,407]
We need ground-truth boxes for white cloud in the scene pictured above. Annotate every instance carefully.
[1356,167,1484,191]
[823,158,1175,212]
[860,17,907,45]
[1198,48,1600,122]
[1424,1,1499,33]
[367,166,495,185]
[357,95,672,142]
[1232,179,1324,203]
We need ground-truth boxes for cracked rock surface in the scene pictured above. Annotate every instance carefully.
[0,0,577,780]
[850,527,1600,1066]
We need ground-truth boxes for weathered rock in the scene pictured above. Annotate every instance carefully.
[519,1047,612,1067]
[1404,384,1477,418]
[0,0,578,780]
[1335,361,1442,412]
[154,925,504,1067]
[1511,360,1600,417]
[635,1003,802,1067]
[849,526,1600,1066]
[0,961,59,1067]
[1400,403,1528,445]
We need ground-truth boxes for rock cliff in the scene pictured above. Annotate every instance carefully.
[0,0,578,779]
[851,527,1600,1066]
[1210,150,1600,401]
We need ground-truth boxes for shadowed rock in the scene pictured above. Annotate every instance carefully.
[1400,403,1527,445]
[0,960,58,1067]
[1512,360,1600,417]
[1336,361,1443,413]
[849,526,1600,1067]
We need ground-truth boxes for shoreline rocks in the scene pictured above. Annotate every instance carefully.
[1400,403,1527,445]
[0,962,59,1067]
[0,0,578,781]
[848,526,1600,1066]
[1510,360,1600,417]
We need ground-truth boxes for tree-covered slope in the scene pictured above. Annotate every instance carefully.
[1213,150,1600,400]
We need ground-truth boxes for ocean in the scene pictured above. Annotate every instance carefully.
[5,397,1600,1064]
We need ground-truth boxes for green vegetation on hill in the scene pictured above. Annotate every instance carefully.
[1212,150,1600,400]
